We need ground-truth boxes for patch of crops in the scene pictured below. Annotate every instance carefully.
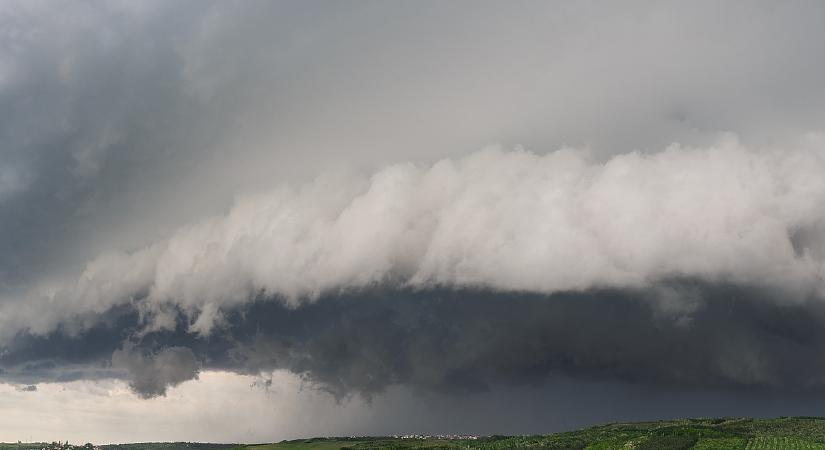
[745,436,825,449]
[635,433,697,450]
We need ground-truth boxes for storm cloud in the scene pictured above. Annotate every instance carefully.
[7,283,825,401]
[1,0,825,438]
[6,139,825,340]
[112,345,199,398]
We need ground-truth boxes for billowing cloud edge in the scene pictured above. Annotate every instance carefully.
[3,135,825,397]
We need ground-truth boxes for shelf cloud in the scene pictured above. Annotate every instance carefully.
[3,138,825,399]
[9,138,825,334]
[1,0,825,440]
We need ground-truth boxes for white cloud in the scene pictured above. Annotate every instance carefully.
[1,1,825,440]
[10,135,825,337]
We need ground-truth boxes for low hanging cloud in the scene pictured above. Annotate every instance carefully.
[10,135,825,338]
[3,2,825,437]
[7,284,825,400]
[112,344,200,398]
[1,136,825,398]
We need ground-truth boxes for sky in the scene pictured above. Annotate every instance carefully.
[1,0,825,443]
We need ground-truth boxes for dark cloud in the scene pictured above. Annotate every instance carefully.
[212,285,825,398]
[5,283,825,400]
[1,1,825,437]
[112,345,200,398]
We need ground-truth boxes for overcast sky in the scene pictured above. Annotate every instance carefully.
[2,0,825,443]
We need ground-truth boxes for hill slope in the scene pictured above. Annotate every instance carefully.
[240,417,825,450]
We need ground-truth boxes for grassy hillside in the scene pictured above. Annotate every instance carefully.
[238,417,825,450]
[9,417,825,450]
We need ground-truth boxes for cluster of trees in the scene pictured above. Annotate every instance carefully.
[44,442,96,450]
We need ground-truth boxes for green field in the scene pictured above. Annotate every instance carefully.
[233,417,825,450]
[11,417,825,450]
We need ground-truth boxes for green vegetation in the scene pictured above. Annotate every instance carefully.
[236,417,825,450]
[12,417,825,450]
[743,436,825,449]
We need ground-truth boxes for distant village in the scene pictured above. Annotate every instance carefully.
[36,442,101,450]
[391,434,479,440]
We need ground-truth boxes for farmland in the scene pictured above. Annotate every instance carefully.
[10,417,825,450]
[235,417,825,449]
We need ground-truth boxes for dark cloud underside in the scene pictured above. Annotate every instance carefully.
[5,284,825,399]
[0,0,825,438]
